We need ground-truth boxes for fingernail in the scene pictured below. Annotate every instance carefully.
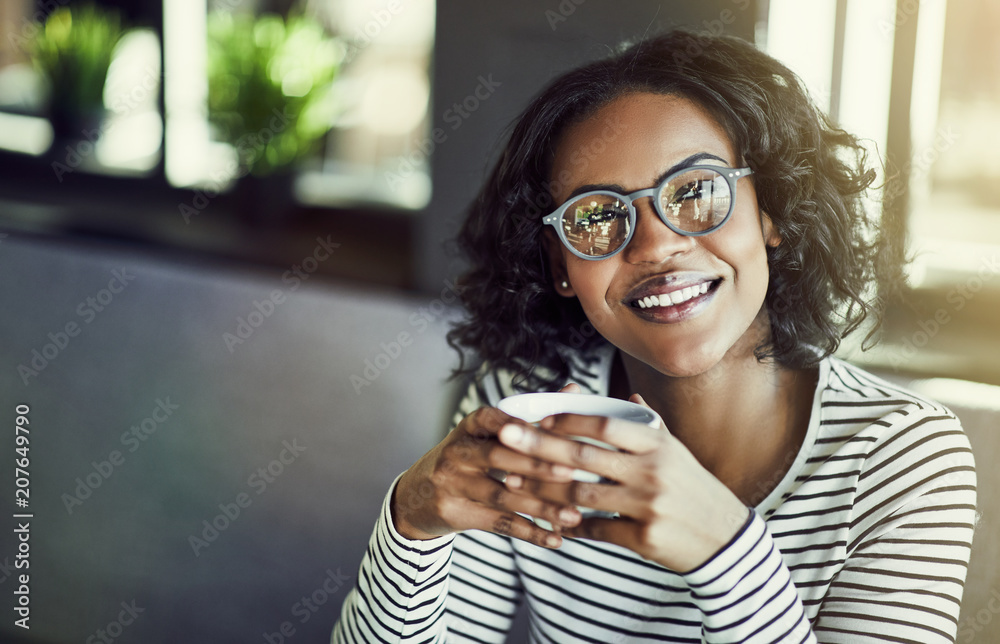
[559,508,579,525]
[500,424,524,444]
[505,474,523,489]
[545,534,561,548]
[552,464,574,479]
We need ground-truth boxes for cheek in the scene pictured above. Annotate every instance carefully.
[565,259,619,317]
[715,220,772,306]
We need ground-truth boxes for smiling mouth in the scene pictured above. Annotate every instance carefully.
[629,279,721,310]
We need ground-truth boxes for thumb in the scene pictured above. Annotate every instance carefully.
[629,393,668,432]
[559,382,582,394]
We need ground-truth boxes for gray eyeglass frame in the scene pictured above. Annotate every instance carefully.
[541,165,753,260]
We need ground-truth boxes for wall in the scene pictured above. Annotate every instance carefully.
[419,0,759,291]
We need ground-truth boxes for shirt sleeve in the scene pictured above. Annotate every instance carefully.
[332,473,457,644]
[811,413,977,642]
[682,411,977,644]
[333,375,525,643]
[444,531,524,641]
[682,510,817,643]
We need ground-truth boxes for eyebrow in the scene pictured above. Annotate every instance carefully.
[564,152,731,199]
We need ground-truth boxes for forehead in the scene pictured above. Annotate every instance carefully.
[549,93,737,201]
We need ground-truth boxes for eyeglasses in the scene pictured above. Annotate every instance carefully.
[542,165,753,260]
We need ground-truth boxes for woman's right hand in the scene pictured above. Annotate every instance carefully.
[391,398,584,549]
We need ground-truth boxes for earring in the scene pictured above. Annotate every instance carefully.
[560,281,569,289]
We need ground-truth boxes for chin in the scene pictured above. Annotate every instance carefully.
[635,339,731,379]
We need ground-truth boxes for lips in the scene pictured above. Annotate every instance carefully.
[635,282,712,308]
[623,272,722,321]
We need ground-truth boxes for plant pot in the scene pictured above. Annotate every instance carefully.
[47,105,107,146]
[235,172,297,225]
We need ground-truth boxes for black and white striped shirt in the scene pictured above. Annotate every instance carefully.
[333,348,977,643]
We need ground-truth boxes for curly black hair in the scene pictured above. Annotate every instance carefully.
[447,30,904,392]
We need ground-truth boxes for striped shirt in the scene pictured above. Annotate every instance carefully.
[333,347,977,643]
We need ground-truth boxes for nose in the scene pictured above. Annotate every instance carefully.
[622,197,695,264]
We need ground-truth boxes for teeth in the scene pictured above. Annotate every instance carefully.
[634,282,714,309]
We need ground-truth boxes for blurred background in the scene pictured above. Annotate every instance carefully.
[0,0,998,642]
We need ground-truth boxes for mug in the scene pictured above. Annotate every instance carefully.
[496,392,661,527]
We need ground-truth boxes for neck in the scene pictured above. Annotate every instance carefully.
[610,329,817,506]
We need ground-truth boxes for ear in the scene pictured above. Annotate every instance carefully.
[542,230,576,297]
[761,212,782,248]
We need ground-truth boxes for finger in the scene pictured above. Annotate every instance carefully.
[497,421,642,481]
[450,495,571,549]
[544,414,663,454]
[464,475,581,529]
[487,443,576,482]
[559,382,582,394]
[446,407,535,470]
[562,516,636,545]
[524,478,639,517]
[461,478,581,547]
[460,406,533,440]
[628,393,669,431]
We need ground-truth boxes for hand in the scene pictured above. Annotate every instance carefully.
[391,385,586,549]
[496,394,751,572]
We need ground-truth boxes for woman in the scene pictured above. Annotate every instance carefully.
[333,31,976,643]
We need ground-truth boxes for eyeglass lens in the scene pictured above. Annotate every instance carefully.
[559,167,732,257]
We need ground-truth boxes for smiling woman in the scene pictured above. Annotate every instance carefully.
[332,30,977,643]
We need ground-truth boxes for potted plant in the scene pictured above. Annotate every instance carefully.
[30,3,126,141]
[207,11,343,189]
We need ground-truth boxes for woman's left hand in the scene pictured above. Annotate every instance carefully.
[497,394,751,573]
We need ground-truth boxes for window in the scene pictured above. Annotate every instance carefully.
[0,1,162,173]
[906,0,1000,286]
[764,0,1000,383]
[165,0,435,210]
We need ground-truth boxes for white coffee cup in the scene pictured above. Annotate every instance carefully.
[496,392,661,526]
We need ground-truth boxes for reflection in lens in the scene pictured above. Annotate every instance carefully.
[561,193,630,256]
[659,168,731,233]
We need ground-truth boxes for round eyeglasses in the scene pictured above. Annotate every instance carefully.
[541,165,753,260]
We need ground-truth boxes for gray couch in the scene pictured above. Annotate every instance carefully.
[0,233,463,643]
